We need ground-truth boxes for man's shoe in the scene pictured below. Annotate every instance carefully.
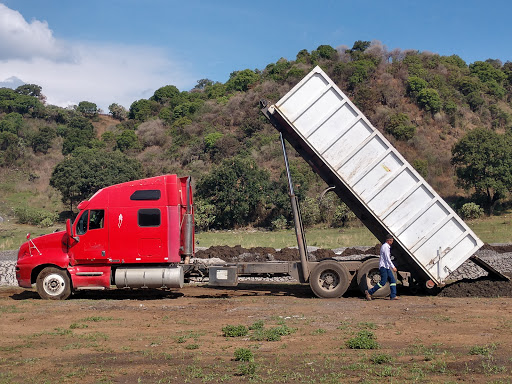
[365,290,372,301]
[390,296,400,300]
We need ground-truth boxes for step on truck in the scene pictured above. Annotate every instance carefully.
[16,66,505,300]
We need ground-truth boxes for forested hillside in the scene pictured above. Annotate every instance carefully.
[1,40,512,230]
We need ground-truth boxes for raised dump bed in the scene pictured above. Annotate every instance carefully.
[263,66,484,287]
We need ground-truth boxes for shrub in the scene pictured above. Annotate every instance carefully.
[14,207,58,227]
[370,353,393,364]
[416,88,441,113]
[385,113,416,141]
[346,330,379,349]
[271,216,288,231]
[222,325,248,337]
[332,203,356,228]
[459,203,484,219]
[234,348,254,362]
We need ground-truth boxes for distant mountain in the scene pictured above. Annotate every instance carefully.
[0,76,25,89]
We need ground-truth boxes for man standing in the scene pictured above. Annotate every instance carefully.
[365,234,399,300]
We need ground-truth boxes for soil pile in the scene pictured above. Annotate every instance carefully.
[439,277,512,298]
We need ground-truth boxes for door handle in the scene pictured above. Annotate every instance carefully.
[101,250,106,257]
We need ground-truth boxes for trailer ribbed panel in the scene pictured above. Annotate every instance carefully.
[269,66,483,284]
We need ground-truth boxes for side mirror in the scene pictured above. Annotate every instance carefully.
[66,219,79,244]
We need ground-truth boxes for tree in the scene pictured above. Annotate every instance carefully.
[108,103,127,121]
[61,116,95,155]
[15,84,45,103]
[77,101,98,118]
[31,126,57,154]
[129,99,153,121]
[226,69,260,92]
[314,45,338,60]
[196,157,271,228]
[152,85,181,105]
[116,129,139,152]
[407,76,428,97]
[416,88,441,113]
[0,112,23,134]
[451,128,512,215]
[50,148,143,211]
[385,113,416,141]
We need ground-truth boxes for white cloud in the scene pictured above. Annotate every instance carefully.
[0,4,69,61]
[0,4,197,111]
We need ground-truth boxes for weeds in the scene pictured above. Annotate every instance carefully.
[370,353,393,364]
[222,324,248,337]
[346,330,379,350]
[234,348,254,362]
[469,344,497,356]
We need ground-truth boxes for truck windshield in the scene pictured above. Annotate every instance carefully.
[76,209,105,235]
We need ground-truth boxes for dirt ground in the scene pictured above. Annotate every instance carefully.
[1,283,512,383]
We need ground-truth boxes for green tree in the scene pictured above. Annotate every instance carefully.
[416,88,441,113]
[451,128,512,215]
[129,99,152,121]
[196,157,271,228]
[108,103,127,121]
[116,129,139,152]
[15,84,45,102]
[152,85,181,105]
[314,45,338,60]
[62,116,95,155]
[77,101,98,118]
[0,131,21,166]
[385,113,416,141]
[407,76,428,97]
[226,69,260,92]
[31,126,57,154]
[50,148,143,211]
[0,112,23,134]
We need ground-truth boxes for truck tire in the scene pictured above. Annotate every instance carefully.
[36,267,72,300]
[309,260,351,298]
[356,258,396,298]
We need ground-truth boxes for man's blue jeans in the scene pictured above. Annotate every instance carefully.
[368,267,397,298]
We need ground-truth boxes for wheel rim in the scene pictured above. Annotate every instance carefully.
[367,269,380,288]
[318,269,340,291]
[43,273,66,296]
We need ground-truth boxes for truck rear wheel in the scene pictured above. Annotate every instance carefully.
[309,261,351,298]
[36,267,72,300]
[357,258,395,298]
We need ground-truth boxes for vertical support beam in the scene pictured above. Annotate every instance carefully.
[280,133,310,281]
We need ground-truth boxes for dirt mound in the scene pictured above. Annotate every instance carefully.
[311,248,336,260]
[480,243,512,253]
[340,244,380,256]
[439,277,512,298]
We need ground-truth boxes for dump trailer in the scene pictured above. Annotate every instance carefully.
[261,65,506,294]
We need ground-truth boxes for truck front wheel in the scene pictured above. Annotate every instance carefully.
[36,267,72,300]
[309,261,351,298]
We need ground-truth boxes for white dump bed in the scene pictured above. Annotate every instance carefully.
[267,66,483,284]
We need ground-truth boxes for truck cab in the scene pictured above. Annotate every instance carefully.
[16,174,194,299]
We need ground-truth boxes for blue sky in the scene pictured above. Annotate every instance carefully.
[0,0,511,111]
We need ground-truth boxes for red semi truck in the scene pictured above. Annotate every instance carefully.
[16,174,194,299]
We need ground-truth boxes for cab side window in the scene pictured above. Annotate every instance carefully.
[138,208,161,227]
[76,211,89,235]
[89,210,105,230]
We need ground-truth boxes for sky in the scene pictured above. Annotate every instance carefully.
[0,0,511,111]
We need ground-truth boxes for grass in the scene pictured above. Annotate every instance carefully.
[196,226,378,249]
[2,208,511,251]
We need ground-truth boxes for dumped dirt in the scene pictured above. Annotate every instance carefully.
[1,285,511,383]
[439,277,512,298]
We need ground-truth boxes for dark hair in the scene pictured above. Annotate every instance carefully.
[386,234,393,240]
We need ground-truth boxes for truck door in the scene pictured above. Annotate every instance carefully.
[70,209,108,264]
